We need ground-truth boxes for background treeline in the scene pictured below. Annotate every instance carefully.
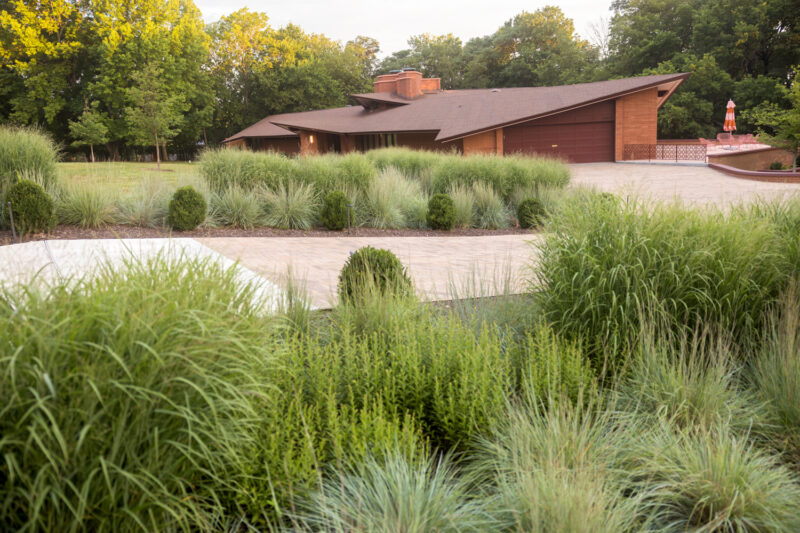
[0,0,798,159]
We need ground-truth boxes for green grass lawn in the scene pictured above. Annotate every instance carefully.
[57,161,201,193]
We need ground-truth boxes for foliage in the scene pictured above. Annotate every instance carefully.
[294,451,497,532]
[0,257,277,530]
[338,246,413,303]
[114,178,170,227]
[448,184,475,228]
[535,196,790,358]
[56,185,117,229]
[321,190,349,230]
[68,103,109,163]
[125,62,187,169]
[262,182,318,229]
[471,182,509,229]
[426,193,455,230]
[3,178,55,234]
[365,147,440,178]
[167,185,207,231]
[209,186,262,229]
[0,126,58,196]
[770,161,785,170]
[634,424,800,531]
[743,68,800,172]
[361,166,423,229]
[517,197,546,228]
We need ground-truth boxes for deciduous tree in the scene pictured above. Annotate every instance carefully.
[69,103,109,162]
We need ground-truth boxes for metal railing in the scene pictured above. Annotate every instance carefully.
[623,144,707,162]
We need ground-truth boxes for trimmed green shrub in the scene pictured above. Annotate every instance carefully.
[322,190,349,230]
[338,246,413,303]
[770,161,785,170]
[517,197,546,228]
[0,126,58,196]
[4,179,55,234]
[168,185,206,231]
[426,193,455,230]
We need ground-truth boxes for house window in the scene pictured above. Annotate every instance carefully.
[362,134,397,150]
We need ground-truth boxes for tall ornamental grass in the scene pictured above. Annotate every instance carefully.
[199,148,294,192]
[0,257,277,531]
[209,185,263,229]
[55,184,118,228]
[535,196,791,358]
[365,146,441,177]
[115,178,170,227]
[262,182,318,229]
[361,166,426,229]
[0,126,59,197]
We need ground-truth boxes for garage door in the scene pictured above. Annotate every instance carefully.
[504,101,615,163]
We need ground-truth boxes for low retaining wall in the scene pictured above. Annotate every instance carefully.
[707,146,794,171]
[708,162,800,183]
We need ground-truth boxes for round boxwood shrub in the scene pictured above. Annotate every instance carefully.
[426,193,456,230]
[168,186,207,231]
[338,246,413,303]
[517,197,546,229]
[769,161,784,170]
[322,190,348,231]
[4,179,55,234]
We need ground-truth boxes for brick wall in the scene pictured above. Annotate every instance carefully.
[463,129,501,155]
[615,88,658,161]
[708,147,795,171]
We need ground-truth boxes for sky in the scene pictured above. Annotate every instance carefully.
[196,1,614,57]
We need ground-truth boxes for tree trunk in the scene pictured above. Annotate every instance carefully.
[90,143,95,163]
[161,142,168,164]
[154,127,161,171]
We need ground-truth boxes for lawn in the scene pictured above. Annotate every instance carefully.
[57,161,201,193]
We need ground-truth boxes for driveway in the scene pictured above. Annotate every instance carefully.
[570,163,800,207]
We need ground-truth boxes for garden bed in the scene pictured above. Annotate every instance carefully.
[0,224,536,246]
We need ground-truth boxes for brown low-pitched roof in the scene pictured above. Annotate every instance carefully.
[222,116,298,143]
[231,73,689,143]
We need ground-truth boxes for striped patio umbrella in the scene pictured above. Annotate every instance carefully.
[723,99,736,132]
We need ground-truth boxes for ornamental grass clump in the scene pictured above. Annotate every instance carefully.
[0,126,59,196]
[168,185,207,231]
[209,185,262,229]
[361,166,424,228]
[535,196,790,358]
[262,182,318,229]
[200,148,294,192]
[115,178,170,227]
[0,257,277,531]
[633,424,800,532]
[294,451,498,533]
[448,184,475,228]
[366,147,441,177]
[471,182,509,229]
[426,193,455,230]
[56,184,117,228]
[4,179,55,234]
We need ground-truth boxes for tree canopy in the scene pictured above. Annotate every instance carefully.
[0,0,797,158]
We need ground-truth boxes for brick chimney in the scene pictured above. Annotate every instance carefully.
[372,69,441,99]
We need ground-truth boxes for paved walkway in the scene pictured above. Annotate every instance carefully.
[200,235,537,307]
[570,163,800,207]
[0,235,540,309]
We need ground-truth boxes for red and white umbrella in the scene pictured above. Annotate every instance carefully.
[723,99,736,132]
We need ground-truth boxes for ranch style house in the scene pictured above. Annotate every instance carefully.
[222,70,689,163]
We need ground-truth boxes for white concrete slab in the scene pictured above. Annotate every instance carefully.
[0,238,288,311]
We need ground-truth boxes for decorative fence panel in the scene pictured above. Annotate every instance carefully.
[623,144,707,161]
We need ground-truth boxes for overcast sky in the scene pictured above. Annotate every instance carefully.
[196,1,614,57]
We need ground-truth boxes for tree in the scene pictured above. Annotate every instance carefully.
[487,7,597,87]
[379,33,465,89]
[743,69,800,172]
[69,103,108,162]
[125,62,186,170]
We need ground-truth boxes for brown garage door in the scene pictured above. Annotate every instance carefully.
[504,101,615,163]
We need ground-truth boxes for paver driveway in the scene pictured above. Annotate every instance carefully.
[570,163,800,207]
[199,235,538,308]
